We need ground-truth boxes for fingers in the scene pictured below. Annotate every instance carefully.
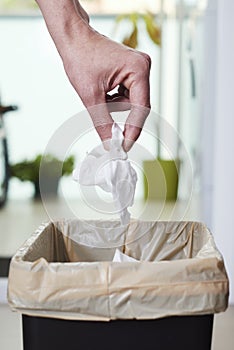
[85,79,150,151]
[123,124,142,151]
[83,91,114,141]
[123,76,151,151]
[123,106,150,152]
[72,43,151,151]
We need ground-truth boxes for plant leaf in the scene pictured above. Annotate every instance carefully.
[143,13,161,46]
[123,24,138,49]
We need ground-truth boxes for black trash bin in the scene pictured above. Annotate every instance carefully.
[22,314,214,350]
[8,220,228,350]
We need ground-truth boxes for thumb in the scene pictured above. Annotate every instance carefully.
[123,79,150,151]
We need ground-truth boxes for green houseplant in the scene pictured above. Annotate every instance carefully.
[10,154,74,198]
[115,11,180,201]
[114,12,161,48]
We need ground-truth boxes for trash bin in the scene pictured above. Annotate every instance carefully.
[8,220,229,350]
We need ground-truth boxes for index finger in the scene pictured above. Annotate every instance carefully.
[84,93,114,142]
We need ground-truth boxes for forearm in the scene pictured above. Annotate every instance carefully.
[35,0,89,58]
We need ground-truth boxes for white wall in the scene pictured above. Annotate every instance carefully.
[200,0,217,226]
[213,0,234,304]
[202,0,234,304]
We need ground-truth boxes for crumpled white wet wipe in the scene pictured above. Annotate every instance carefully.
[112,249,139,262]
[73,123,137,224]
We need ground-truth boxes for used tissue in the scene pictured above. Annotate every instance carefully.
[73,123,137,224]
[112,249,139,262]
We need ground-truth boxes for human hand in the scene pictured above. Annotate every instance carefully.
[63,26,151,151]
[36,0,151,151]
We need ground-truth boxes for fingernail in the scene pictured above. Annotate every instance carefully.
[123,138,135,152]
[102,139,111,151]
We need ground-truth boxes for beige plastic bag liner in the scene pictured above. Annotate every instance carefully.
[8,220,229,321]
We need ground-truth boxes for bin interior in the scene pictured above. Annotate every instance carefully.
[22,221,215,264]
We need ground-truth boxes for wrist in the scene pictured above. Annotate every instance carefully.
[36,0,90,57]
[56,15,90,57]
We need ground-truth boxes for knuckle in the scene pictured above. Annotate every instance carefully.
[143,53,152,68]
[140,53,151,71]
[131,52,151,73]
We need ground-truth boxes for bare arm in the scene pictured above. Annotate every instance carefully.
[36,0,151,150]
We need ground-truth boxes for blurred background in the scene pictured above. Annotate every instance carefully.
[0,0,233,302]
[0,1,233,349]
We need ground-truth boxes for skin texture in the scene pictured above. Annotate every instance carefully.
[36,0,151,150]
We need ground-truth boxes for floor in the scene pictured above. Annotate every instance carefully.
[0,197,233,349]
